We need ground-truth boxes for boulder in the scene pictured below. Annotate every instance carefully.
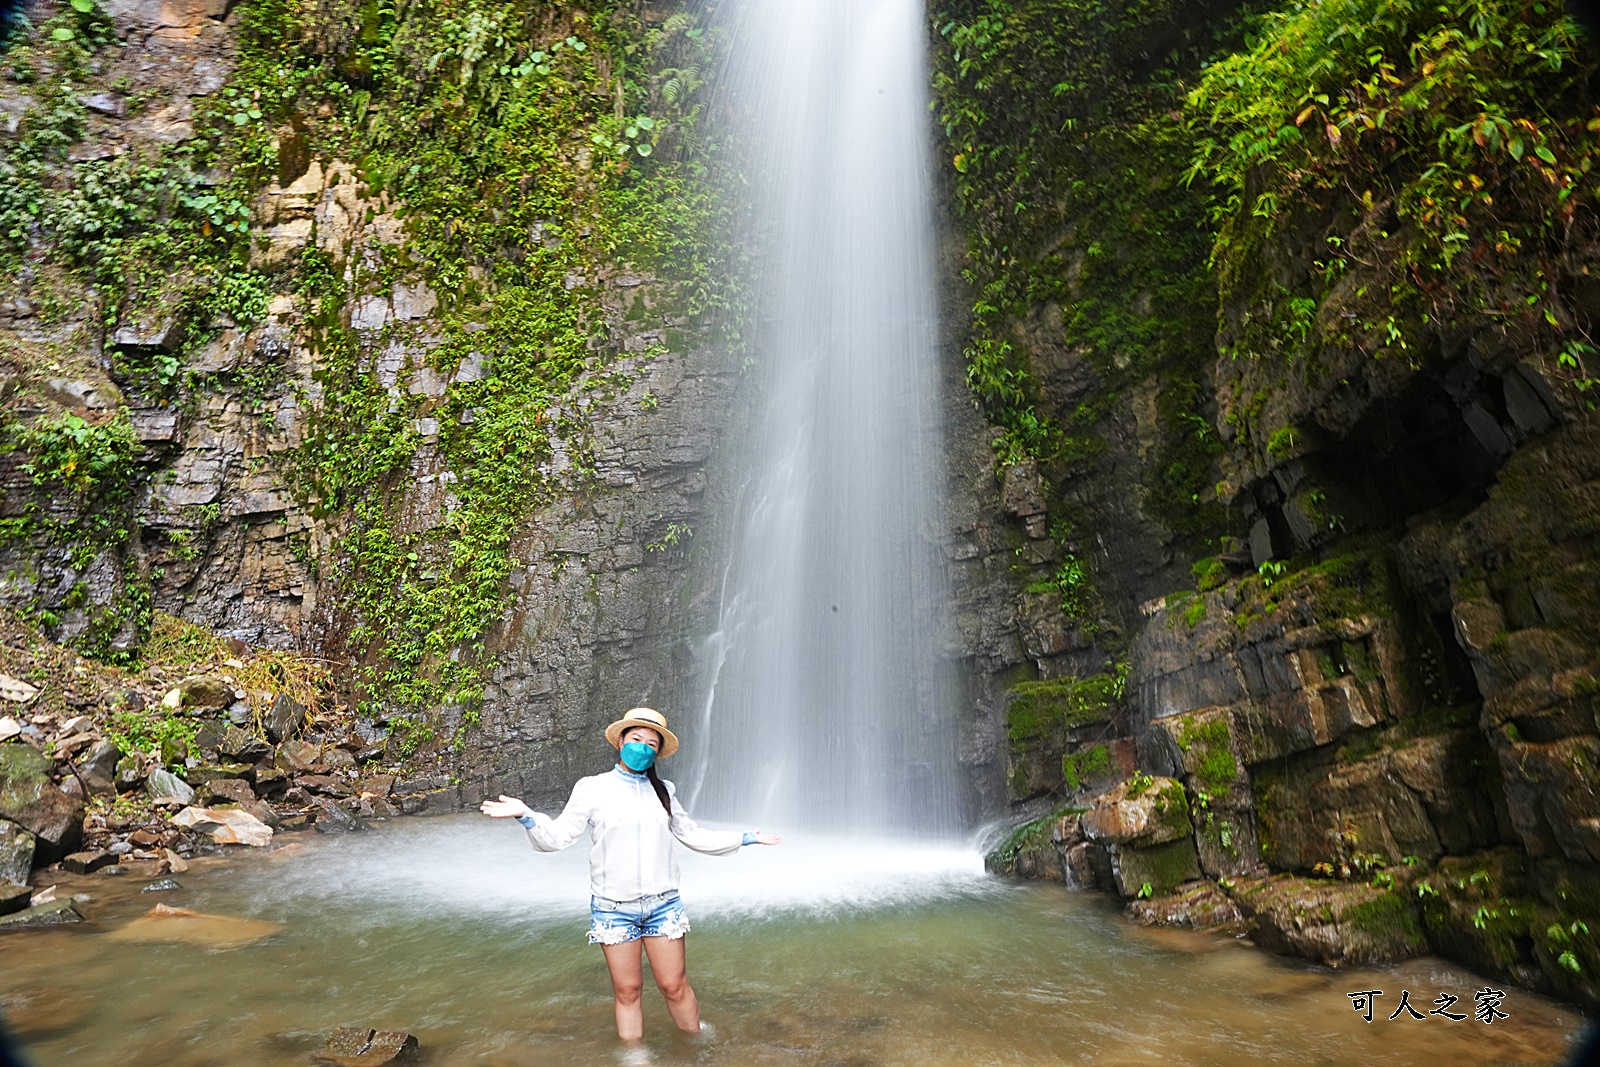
[265,693,306,743]
[357,775,395,797]
[0,675,40,703]
[0,820,36,883]
[175,675,231,709]
[297,774,354,797]
[62,850,115,874]
[0,743,84,858]
[79,740,122,794]
[115,754,150,792]
[1081,776,1193,847]
[0,898,85,931]
[170,806,273,847]
[1228,875,1427,966]
[1108,838,1203,898]
[0,882,32,915]
[313,1026,420,1066]
[145,769,197,806]
[182,762,252,784]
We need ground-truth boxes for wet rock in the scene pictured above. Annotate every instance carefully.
[396,794,428,815]
[0,898,85,931]
[0,882,32,915]
[1082,777,1193,847]
[313,1026,420,1066]
[1107,839,1203,899]
[145,768,197,806]
[107,840,132,856]
[1124,880,1244,930]
[277,813,313,831]
[79,740,122,794]
[141,878,182,892]
[0,820,36,883]
[63,850,115,874]
[170,805,273,846]
[265,693,306,743]
[1228,875,1427,966]
[0,743,84,858]
[312,797,367,834]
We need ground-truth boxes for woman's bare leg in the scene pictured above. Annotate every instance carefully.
[642,935,701,1034]
[601,940,646,1041]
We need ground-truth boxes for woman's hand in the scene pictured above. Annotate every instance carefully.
[751,832,780,846]
[480,795,532,819]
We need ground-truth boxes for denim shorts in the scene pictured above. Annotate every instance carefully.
[588,891,691,945]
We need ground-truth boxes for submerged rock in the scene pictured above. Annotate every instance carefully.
[141,878,183,892]
[107,902,281,948]
[0,986,84,1037]
[313,1026,420,1066]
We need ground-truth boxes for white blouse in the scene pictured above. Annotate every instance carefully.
[520,765,746,900]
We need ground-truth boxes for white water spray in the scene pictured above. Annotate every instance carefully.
[685,0,960,834]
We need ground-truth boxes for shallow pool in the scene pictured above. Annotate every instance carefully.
[1,815,1589,1066]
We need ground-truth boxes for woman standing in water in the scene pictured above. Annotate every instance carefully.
[480,707,779,1049]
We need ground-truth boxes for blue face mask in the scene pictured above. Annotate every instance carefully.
[620,741,658,772]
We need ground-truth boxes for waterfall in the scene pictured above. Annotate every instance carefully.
[683,0,961,834]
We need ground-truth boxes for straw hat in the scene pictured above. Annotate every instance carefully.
[604,707,679,758]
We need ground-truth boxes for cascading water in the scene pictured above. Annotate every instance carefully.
[682,0,961,834]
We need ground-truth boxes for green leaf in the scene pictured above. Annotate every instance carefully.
[625,126,638,138]
[70,0,95,11]
[1534,144,1557,165]
[635,143,652,157]
[636,116,655,131]
[247,107,262,119]
[51,26,75,40]
[573,41,587,51]
[1508,135,1524,160]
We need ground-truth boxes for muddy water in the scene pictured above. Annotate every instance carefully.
[1,815,1590,1066]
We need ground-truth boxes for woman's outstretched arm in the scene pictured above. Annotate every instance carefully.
[480,780,593,852]
[664,781,780,853]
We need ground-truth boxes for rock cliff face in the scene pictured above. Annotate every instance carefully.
[937,0,1600,1008]
[0,0,1027,821]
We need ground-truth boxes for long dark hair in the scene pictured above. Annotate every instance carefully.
[645,764,673,818]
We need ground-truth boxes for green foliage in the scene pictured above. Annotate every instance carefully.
[1061,743,1111,790]
[1190,0,1599,392]
[7,412,138,496]
[104,705,199,769]
[251,0,735,731]
[931,0,1239,470]
[1191,556,1228,591]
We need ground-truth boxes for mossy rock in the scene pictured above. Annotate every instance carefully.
[1229,875,1426,966]
[1109,837,1202,899]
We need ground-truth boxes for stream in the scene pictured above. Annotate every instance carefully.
[1,815,1589,1066]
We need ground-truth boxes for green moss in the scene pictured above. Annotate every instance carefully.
[986,806,1081,867]
[1005,673,1120,747]
[1062,744,1111,790]
[1344,888,1426,951]
[1176,716,1238,796]
[1265,426,1298,460]
[1191,556,1228,592]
